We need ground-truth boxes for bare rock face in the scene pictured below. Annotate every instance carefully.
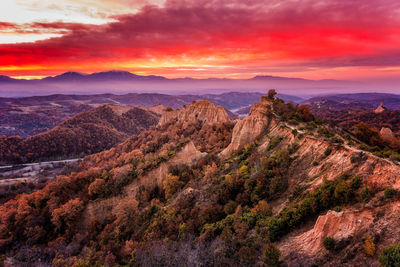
[280,209,374,258]
[380,127,395,143]
[220,97,273,157]
[148,104,166,115]
[158,100,231,126]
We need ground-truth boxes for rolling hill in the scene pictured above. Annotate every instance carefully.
[0,105,160,164]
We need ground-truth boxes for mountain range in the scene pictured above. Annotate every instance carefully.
[0,71,369,97]
[0,71,342,84]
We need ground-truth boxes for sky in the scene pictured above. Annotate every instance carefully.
[1,0,400,80]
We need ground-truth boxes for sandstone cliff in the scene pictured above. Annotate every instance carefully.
[220,97,274,156]
[380,127,395,143]
[374,103,387,114]
[158,99,231,126]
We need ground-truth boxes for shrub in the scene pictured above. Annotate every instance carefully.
[224,200,238,215]
[267,89,277,100]
[379,243,400,267]
[361,187,372,203]
[163,173,184,199]
[51,198,84,232]
[364,235,375,256]
[331,136,344,144]
[88,178,107,199]
[353,122,382,147]
[296,105,314,122]
[239,165,249,177]
[251,200,272,217]
[324,148,332,157]
[350,176,361,191]
[225,174,234,187]
[114,197,139,232]
[384,188,396,199]
[262,244,280,267]
[267,176,358,241]
[323,237,335,251]
[289,185,305,201]
[267,218,283,242]
[334,180,351,204]
[268,136,283,151]
[333,206,342,212]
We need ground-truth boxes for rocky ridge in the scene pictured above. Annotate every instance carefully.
[158,99,231,126]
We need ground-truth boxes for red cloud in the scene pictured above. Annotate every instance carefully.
[1,0,400,78]
[0,22,18,29]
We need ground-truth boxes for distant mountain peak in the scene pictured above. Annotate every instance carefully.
[43,71,87,82]
[251,75,307,81]
[62,71,86,75]
[0,75,15,81]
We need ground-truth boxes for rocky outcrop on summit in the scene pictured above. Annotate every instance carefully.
[374,103,387,114]
[158,100,231,126]
[147,104,166,115]
[220,97,273,157]
[380,127,395,143]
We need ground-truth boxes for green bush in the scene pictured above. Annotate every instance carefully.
[379,243,400,267]
[267,218,284,242]
[224,200,238,215]
[262,244,280,267]
[334,181,351,204]
[323,237,335,251]
[361,187,372,203]
[267,177,358,241]
[324,148,332,157]
[333,206,342,212]
[384,188,396,199]
[350,176,361,191]
[268,136,283,151]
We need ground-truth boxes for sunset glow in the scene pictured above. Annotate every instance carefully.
[1,0,400,80]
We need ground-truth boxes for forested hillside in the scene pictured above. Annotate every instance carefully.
[0,105,160,164]
[1,94,399,266]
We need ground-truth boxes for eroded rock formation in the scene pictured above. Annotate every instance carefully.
[158,100,231,126]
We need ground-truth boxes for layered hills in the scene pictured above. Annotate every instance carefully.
[0,105,160,164]
[0,70,360,97]
[0,92,301,138]
[0,95,399,266]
